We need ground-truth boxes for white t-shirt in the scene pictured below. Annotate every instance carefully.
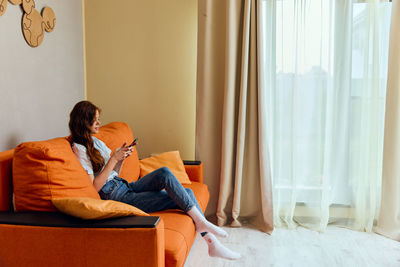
[72,136,118,183]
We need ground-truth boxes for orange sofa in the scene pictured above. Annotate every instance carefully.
[0,122,209,267]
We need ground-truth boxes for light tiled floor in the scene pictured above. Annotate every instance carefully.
[184,225,400,267]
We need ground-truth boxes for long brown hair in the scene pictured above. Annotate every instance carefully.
[69,101,104,173]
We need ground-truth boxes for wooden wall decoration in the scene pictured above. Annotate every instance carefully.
[22,0,35,14]
[42,6,55,32]
[0,0,56,47]
[22,8,44,47]
[0,0,7,17]
[9,0,22,5]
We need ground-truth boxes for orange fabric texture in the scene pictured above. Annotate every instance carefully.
[0,149,13,211]
[94,122,140,183]
[150,211,196,267]
[184,162,204,183]
[184,182,209,213]
[0,221,165,267]
[12,138,100,211]
[52,197,149,219]
[140,151,192,184]
[149,182,209,267]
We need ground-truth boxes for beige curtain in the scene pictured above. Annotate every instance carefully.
[376,0,400,241]
[196,0,273,233]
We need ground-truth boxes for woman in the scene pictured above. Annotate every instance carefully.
[69,101,240,260]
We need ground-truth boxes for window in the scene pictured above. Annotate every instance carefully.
[260,0,392,230]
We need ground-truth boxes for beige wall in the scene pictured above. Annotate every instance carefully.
[0,1,85,151]
[84,0,197,160]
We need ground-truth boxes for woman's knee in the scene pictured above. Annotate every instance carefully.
[156,166,173,176]
[155,167,177,184]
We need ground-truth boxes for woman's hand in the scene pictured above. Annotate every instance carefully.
[112,143,132,162]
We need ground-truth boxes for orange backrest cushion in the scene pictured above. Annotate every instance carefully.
[94,122,140,182]
[140,151,191,184]
[0,149,14,211]
[184,163,204,184]
[13,137,100,211]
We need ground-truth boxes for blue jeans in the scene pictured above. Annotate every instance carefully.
[99,167,203,214]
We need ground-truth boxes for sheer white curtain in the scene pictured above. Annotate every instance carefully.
[260,0,392,231]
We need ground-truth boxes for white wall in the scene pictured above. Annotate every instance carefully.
[0,0,85,151]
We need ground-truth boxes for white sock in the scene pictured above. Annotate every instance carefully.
[187,207,228,238]
[203,233,241,260]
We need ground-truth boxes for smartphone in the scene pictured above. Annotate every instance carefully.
[128,137,139,147]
